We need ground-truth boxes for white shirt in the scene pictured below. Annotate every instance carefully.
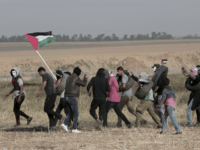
[60,90,65,98]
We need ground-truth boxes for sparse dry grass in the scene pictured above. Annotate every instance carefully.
[0,74,200,149]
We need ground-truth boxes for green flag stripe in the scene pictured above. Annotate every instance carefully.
[38,37,56,47]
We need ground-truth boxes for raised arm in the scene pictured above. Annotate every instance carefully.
[76,75,88,87]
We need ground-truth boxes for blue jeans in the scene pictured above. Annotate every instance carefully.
[154,95,164,120]
[55,98,72,125]
[162,105,181,133]
[187,99,200,125]
[64,96,79,130]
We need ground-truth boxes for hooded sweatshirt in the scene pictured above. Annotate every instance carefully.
[10,67,26,98]
[87,69,110,99]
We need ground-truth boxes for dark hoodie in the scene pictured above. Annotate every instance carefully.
[187,75,200,110]
[87,68,110,99]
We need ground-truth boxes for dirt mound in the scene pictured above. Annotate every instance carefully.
[113,57,148,69]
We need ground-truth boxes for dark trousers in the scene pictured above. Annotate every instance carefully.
[44,94,62,127]
[90,98,106,121]
[64,97,79,129]
[55,98,73,124]
[13,96,29,125]
[103,101,131,126]
[196,109,200,123]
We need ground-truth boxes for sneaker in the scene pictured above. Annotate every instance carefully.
[174,132,182,135]
[27,117,33,125]
[184,123,193,127]
[156,125,162,129]
[195,122,200,127]
[116,123,122,128]
[95,120,102,130]
[126,123,132,128]
[158,131,166,134]
[141,120,147,125]
[14,124,20,127]
[72,129,81,133]
[61,124,68,132]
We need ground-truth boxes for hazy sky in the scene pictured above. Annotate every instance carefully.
[0,0,200,37]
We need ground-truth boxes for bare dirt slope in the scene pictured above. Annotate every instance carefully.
[0,40,200,72]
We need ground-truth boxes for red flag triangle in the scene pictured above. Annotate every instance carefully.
[25,34,38,50]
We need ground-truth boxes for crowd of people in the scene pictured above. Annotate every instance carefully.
[5,63,200,134]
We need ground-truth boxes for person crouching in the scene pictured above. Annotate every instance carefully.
[157,78,182,134]
[135,72,162,128]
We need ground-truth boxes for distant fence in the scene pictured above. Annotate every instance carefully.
[0,68,186,81]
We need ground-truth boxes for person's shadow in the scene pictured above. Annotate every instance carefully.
[3,126,49,132]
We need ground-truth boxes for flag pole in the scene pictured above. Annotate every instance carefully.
[36,50,57,80]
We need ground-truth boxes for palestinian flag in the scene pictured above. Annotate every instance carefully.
[161,59,167,64]
[25,31,56,50]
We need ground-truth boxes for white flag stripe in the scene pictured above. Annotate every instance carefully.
[36,35,54,42]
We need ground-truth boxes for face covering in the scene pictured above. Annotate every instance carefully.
[12,71,17,78]
[56,74,62,80]
[190,67,198,75]
[152,67,156,72]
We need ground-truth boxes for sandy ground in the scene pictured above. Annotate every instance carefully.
[0,43,200,149]
[0,40,200,73]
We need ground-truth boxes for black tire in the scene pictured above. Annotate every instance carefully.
[119,76,135,91]
[134,80,154,99]
[152,65,168,89]
[56,74,69,95]
[185,77,200,91]
[116,71,134,91]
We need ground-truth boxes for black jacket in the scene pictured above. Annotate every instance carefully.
[87,69,110,99]
[187,75,200,110]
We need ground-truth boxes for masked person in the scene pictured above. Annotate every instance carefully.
[134,72,162,128]
[152,64,167,121]
[103,71,132,128]
[5,67,33,127]
[183,66,200,127]
[37,67,63,131]
[157,78,182,134]
[116,67,146,127]
[62,67,88,133]
[87,68,110,130]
